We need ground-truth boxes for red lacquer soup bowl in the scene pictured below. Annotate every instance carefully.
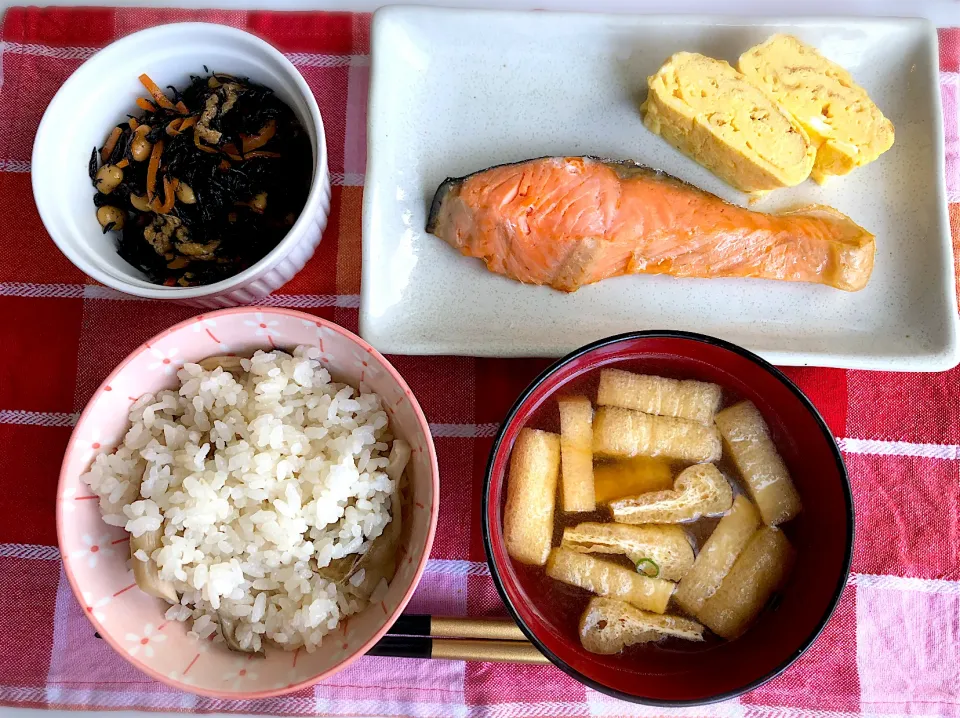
[482,331,853,706]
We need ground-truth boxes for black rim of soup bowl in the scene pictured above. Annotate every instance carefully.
[480,330,855,707]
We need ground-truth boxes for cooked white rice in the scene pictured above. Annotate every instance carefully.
[81,346,398,653]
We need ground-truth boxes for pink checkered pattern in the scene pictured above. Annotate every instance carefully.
[0,8,958,717]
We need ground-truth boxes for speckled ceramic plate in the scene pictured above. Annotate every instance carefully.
[361,6,958,370]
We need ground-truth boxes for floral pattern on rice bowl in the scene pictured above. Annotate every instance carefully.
[56,307,439,698]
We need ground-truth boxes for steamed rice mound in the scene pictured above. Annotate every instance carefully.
[81,346,401,653]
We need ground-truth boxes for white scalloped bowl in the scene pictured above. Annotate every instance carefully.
[56,308,439,698]
[32,23,331,307]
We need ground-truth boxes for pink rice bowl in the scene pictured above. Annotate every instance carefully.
[56,307,439,698]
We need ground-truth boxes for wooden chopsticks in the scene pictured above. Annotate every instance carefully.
[370,614,550,665]
[369,636,550,664]
[389,614,528,641]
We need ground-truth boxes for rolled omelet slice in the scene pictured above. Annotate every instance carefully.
[641,51,815,193]
[738,35,894,183]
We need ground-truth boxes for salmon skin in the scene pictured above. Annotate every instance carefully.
[426,156,875,292]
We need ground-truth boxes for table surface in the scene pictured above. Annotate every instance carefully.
[3,2,959,717]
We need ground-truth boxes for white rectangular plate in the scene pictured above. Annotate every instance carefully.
[361,6,958,370]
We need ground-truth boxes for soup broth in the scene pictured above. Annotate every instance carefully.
[501,359,802,659]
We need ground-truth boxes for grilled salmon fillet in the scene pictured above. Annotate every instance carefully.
[426,157,875,292]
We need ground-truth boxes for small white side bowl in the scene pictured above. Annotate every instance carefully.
[32,23,331,307]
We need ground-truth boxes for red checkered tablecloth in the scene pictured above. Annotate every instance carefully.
[0,7,958,717]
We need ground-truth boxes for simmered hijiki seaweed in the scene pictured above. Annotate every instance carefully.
[90,71,312,287]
